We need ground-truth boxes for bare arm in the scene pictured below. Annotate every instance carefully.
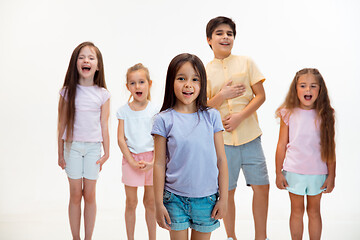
[222,81,265,132]
[117,119,144,170]
[153,135,171,230]
[207,80,245,109]
[57,96,67,169]
[275,119,289,189]
[97,99,110,170]
[211,131,229,220]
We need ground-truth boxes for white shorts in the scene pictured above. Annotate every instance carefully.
[64,142,101,180]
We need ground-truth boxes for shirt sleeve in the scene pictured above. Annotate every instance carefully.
[116,106,124,120]
[101,88,111,105]
[59,87,68,101]
[279,108,290,125]
[211,109,224,133]
[151,113,167,138]
[247,57,265,86]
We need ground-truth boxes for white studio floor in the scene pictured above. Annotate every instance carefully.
[1,186,359,240]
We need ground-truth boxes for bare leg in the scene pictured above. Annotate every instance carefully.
[252,184,269,240]
[289,192,305,240]
[307,194,322,240]
[83,178,97,240]
[68,178,82,240]
[124,185,138,240]
[170,229,188,240]
[191,229,211,240]
[144,186,156,240]
[223,188,237,240]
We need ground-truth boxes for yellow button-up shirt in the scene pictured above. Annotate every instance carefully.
[206,55,265,146]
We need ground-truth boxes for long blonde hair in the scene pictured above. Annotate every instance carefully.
[275,68,335,163]
[126,63,151,101]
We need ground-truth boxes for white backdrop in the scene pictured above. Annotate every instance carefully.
[0,0,359,239]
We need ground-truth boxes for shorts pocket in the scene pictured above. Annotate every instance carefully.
[163,190,173,203]
[206,193,218,205]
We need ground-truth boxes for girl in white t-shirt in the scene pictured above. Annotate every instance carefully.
[58,42,110,239]
[275,68,336,240]
[117,63,158,240]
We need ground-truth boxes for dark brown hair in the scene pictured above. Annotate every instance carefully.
[58,42,106,141]
[276,68,335,163]
[206,16,236,49]
[160,53,208,112]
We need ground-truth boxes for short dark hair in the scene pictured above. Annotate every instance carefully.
[160,53,208,112]
[206,16,236,40]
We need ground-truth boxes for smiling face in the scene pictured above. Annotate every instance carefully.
[126,70,151,103]
[173,62,201,112]
[296,73,320,110]
[76,46,99,83]
[207,23,234,59]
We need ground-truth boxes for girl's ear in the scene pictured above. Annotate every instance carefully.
[126,83,129,91]
[148,80,153,87]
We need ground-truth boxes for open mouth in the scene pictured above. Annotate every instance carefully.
[220,43,230,46]
[136,91,143,97]
[82,66,91,71]
[304,95,312,100]
[183,92,193,95]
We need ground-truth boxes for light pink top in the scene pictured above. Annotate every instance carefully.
[281,108,328,175]
[60,85,110,142]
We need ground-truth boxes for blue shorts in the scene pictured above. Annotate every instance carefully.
[64,142,101,180]
[225,136,269,189]
[163,190,220,233]
[283,171,327,196]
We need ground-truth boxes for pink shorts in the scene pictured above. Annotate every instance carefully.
[122,151,154,187]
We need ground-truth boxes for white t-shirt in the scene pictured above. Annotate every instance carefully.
[60,84,111,142]
[116,101,158,154]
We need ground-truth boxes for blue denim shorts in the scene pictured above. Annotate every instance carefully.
[64,142,101,180]
[283,171,327,196]
[163,190,220,233]
[225,136,269,189]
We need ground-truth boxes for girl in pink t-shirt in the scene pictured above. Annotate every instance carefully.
[57,42,110,240]
[275,68,336,240]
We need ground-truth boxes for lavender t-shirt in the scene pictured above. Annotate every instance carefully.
[281,108,328,175]
[151,108,224,198]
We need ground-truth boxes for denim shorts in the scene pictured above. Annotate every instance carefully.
[163,190,220,233]
[225,136,269,189]
[64,142,101,180]
[283,171,327,196]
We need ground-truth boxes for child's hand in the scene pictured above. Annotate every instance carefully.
[211,198,227,220]
[276,172,288,189]
[139,161,153,171]
[96,154,109,171]
[220,80,245,100]
[222,112,243,132]
[155,204,171,230]
[321,175,335,193]
[58,156,66,169]
[128,159,145,170]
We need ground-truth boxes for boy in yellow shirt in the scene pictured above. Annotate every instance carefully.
[206,16,270,240]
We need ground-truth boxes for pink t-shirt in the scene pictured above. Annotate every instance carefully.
[60,85,110,142]
[280,108,328,175]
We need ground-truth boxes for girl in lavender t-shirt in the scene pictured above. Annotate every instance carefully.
[152,53,228,240]
[275,68,336,240]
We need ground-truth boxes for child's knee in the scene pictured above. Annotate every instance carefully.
[69,190,82,204]
[126,198,138,210]
[143,197,155,210]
